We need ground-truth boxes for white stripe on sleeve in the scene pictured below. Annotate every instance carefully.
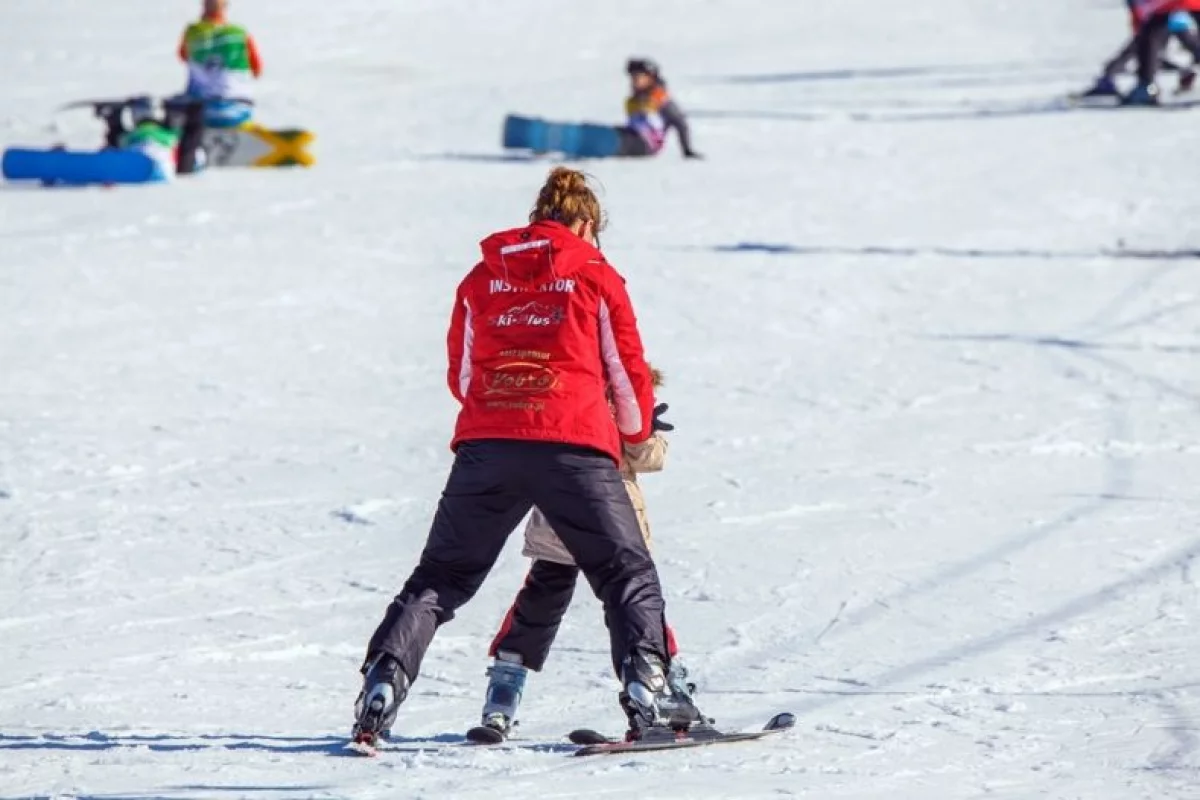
[459,298,474,397]
[598,298,642,436]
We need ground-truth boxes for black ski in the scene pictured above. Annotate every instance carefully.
[1063,93,1200,111]
[465,725,507,745]
[60,96,255,113]
[568,728,613,745]
[569,712,795,757]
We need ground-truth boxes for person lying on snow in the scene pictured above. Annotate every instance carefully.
[477,367,700,741]
[176,0,263,128]
[96,97,207,176]
[616,58,702,159]
[1081,1,1198,100]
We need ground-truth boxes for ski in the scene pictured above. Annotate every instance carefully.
[344,712,795,757]
[465,725,507,745]
[569,712,795,757]
[60,96,255,113]
[1063,92,1200,111]
[344,733,380,757]
[567,727,613,746]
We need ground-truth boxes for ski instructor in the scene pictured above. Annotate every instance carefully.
[351,167,703,748]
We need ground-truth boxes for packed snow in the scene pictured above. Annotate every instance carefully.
[2,1,1198,798]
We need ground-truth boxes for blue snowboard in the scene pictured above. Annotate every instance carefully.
[2,147,167,186]
[502,115,620,158]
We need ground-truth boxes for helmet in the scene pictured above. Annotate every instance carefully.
[625,58,661,80]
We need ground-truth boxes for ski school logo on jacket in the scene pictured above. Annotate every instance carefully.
[488,278,577,294]
[490,301,566,328]
[483,362,559,396]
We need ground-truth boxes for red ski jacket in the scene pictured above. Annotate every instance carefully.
[1131,0,1200,22]
[446,220,656,463]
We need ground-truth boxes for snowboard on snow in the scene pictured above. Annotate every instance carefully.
[59,97,316,169]
[502,114,621,158]
[1,147,167,185]
[200,124,316,168]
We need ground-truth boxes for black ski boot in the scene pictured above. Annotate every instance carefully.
[352,653,409,749]
[1122,82,1161,106]
[619,651,707,742]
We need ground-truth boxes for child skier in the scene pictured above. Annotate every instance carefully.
[478,368,695,741]
[616,59,702,159]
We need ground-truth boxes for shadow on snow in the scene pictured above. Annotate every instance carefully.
[690,99,1200,123]
[701,60,1079,85]
[696,241,1200,262]
[0,730,456,756]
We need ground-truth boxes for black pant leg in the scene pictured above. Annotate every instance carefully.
[1102,36,1139,79]
[176,100,206,175]
[489,560,580,671]
[1137,14,1173,85]
[530,446,667,677]
[365,441,532,682]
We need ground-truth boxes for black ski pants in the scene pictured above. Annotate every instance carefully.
[1102,36,1188,79]
[489,559,580,671]
[488,558,681,672]
[1136,12,1200,85]
[364,439,668,683]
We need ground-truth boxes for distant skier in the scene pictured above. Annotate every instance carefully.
[350,167,706,752]
[617,58,702,159]
[177,0,263,127]
[1122,1,1200,104]
[1080,2,1197,99]
[477,367,696,741]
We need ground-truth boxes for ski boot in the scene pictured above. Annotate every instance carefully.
[1121,82,1161,107]
[351,653,409,749]
[619,651,707,742]
[1078,75,1120,99]
[667,659,698,699]
[477,651,527,740]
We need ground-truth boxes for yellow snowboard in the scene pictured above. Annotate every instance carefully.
[201,123,315,168]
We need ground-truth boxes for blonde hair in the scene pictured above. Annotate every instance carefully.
[530,167,607,233]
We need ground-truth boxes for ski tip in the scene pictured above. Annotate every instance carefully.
[765,712,796,732]
[568,728,614,746]
[344,740,379,757]
[465,725,506,745]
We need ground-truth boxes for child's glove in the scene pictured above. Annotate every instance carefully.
[652,402,674,432]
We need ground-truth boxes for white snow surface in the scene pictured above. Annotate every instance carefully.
[2,1,1199,798]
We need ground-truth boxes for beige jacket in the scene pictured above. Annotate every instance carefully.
[522,433,668,566]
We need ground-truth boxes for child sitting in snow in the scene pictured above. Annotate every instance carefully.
[616,58,702,159]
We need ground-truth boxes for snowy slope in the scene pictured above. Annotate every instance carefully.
[2,1,1199,798]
